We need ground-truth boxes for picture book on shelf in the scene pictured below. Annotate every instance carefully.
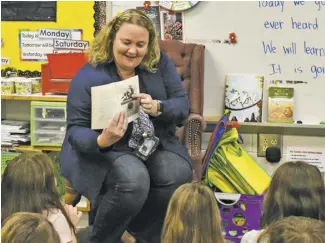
[268,87,294,123]
[224,74,264,122]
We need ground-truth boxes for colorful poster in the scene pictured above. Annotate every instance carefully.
[136,6,162,39]
[160,10,183,41]
[19,29,84,61]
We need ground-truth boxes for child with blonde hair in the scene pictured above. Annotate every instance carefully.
[1,152,82,243]
[2,212,60,243]
[161,182,225,243]
[258,216,325,243]
[241,161,325,243]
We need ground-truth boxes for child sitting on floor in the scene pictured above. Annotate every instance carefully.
[241,161,325,243]
[2,212,60,243]
[161,182,225,243]
[257,216,325,243]
[1,152,82,243]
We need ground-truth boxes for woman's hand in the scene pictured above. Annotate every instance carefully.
[65,204,83,227]
[97,112,128,148]
[133,93,158,116]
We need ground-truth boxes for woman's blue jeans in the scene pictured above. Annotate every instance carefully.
[89,149,192,243]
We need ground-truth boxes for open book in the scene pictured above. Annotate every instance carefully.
[91,76,140,130]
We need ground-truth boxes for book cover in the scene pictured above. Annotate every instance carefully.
[268,87,294,123]
[224,74,264,122]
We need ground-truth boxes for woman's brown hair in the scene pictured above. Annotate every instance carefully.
[261,161,325,227]
[161,183,225,243]
[258,216,325,243]
[87,8,160,72]
[1,152,75,233]
[2,212,60,243]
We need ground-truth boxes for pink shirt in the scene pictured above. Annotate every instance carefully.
[46,209,73,243]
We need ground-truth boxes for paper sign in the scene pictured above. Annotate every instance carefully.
[19,29,83,61]
[53,49,83,54]
[20,31,39,41]
[21,39,54,49]
[21,49,52,60]
[53,39,89,50]
[38,28,71,40]
[287,146,325,179]
[1,57,10,65]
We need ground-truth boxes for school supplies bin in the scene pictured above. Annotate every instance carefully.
[215,192,264,243]
[203,113,271,195]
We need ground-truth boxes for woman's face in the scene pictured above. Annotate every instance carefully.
[113,22,149,72]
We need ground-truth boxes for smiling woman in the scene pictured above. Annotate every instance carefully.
[88,9,160,73]
[60,8,192,243]
[112,22,149,77]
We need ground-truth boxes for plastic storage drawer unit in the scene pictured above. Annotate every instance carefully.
[31,101,67,147]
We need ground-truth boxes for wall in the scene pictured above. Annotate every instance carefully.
[1,1,94,71]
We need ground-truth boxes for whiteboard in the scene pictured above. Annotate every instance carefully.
[184,1,325,124]
[111,1,325,124]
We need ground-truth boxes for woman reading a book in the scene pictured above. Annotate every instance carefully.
[60,9,192,243]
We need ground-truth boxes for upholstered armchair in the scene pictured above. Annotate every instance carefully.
[158,40,206,181]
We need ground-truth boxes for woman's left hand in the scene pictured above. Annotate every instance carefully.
[133,93,158,116]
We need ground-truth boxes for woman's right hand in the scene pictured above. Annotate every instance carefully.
[97,111,128,148]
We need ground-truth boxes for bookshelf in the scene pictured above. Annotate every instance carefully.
[204,116,325,137]
[1,93,67,102]
[1,145,62,152]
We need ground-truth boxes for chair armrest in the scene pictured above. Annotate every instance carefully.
[185,113,206,156]
[184,113,206,181]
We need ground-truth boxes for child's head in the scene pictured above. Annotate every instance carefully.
[1,152,74,231]
[1,212,60,243]
[2,152,58,221]
[161,182,225,243]
[262,161,325,227]
[258,216,325,243]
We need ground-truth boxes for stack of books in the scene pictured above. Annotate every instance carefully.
[1,120,30,146]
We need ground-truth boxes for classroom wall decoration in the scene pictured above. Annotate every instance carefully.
[19,29,87,62]
[160,10,183,40]
[1,1,57,21]
[1,1,95,72]
[159,1,200,12]
[93,1,107,36]
[136,6,162,39]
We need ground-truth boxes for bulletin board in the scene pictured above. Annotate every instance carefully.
[112,1,325,124]
[1,1,95,71]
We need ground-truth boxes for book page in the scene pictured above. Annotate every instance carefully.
[116,76,140,123]
[91,76,140,129]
